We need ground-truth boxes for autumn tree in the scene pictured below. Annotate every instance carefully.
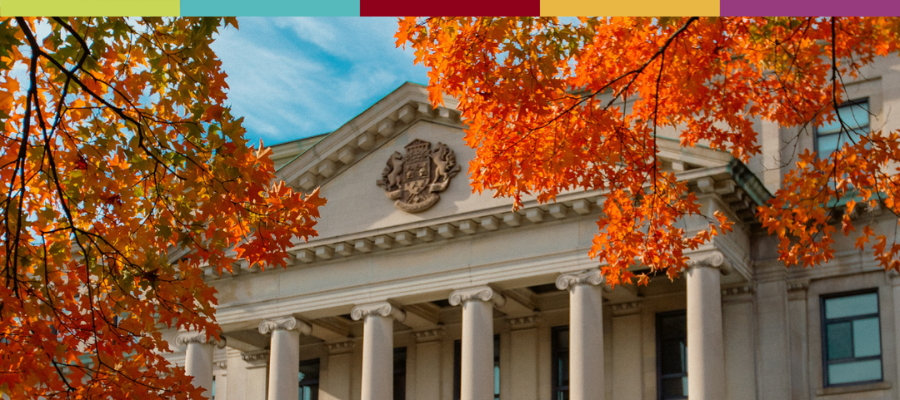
[398,17,900,286]
[0,18,324,398]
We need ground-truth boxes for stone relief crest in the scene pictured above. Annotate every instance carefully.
[376,139,461,213]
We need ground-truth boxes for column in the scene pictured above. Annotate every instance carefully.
[610,302,642,400]
[351,302,406,400]
[176,331,226,398]
[685,252,726,400]
[556,269,605,400]
[227,349,269,400]
[722,285,758,400]
[323,340,355,400]
[507,315,541,400]
[413,327,445,400]
[259,316,312,400]
[449,286,505,400]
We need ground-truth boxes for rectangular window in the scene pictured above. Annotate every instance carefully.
[299,358,320,400]
[394,347,407,400]
[551,326,569,400]
[821,290,883,387]
[816,99,870,159]
[657,311,687,400]
[454,335,500,400]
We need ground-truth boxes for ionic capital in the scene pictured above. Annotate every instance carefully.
[351,302,407,322]
[556,269,604,291]
[258,316,312,335]
[449,286,506,308]
[686,250,726,270]
[175,331,226,349]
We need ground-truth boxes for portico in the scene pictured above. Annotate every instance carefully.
[169,83,791,400]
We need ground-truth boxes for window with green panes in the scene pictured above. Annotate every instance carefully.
[815,99,870,160]
[299,358,320,400]
[821,290,883,387]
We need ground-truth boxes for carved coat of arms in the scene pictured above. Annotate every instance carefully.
[376,139,461,213]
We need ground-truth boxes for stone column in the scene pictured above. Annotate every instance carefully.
[556,269,605,400]
[352,302,406,400]
[449,286,505,400]
[507,314,541,400]
[414,327,445,400]
[685,252,726,400]
[176,331,226,399]
[610,302,642,400]
[722,285,758,400]
[259,316,312,400]
[324,340,356,400]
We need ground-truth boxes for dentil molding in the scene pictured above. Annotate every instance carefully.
[258,316,312,336]
[507,314,541,330]
[351,302,407,322]
[555,269,604,291]
[325,339,356,355]
[449,286,506,308]
[413,326,446,343]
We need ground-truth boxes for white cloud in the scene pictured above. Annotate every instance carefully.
[211,17,428,145]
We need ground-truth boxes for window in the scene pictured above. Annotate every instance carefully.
[454,335,500,400]
[821,290,883,387]
[816,99,870,159]
[657,311,687,400]
[551,326,569,400]
[394,347,407,400]
[299,359,320,400]
[211,375,216,400]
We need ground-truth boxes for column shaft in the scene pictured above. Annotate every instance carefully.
[570,283,604,400]
[268,329,301,400]
[361,315,393,400]
[184,341,215,398]
[686,265,726,400]
[461,300,493,400]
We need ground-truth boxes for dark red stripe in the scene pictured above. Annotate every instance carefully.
[360,0,539,17]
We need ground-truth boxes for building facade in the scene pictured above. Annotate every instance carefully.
[167,55,900,400]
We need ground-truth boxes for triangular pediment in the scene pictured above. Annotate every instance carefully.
[271,84,770,268]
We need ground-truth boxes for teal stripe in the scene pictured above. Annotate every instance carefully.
[180,0,359,16]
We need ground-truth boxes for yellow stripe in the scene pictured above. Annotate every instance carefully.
[540,0,719,16]
[1,0,180,17]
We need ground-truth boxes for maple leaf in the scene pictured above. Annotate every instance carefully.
[397,16,900,284]
[0,17,325,399]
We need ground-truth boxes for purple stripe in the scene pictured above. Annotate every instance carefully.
[721,0,900,16]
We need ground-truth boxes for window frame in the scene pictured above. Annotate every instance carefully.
[819,288,884,388]
[298,358,320,400]
[551,325,569,400]
[813,98,870,159]
[656,310,688,400]
[394,347,407,400]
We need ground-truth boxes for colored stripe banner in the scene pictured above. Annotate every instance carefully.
[2,0,899,18]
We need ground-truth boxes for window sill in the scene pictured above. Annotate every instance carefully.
[816,381,891,396]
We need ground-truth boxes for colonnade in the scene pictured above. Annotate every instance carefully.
[180,263,727,400]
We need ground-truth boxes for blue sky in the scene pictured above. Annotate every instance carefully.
[211,18,429,146]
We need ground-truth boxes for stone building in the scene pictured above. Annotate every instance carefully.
[167,55,900,400]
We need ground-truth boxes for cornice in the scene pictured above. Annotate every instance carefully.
[413,326,446,343]
[325,339,356,355]
[241,350,270,369]
[351,302,407,322]
[258,316,312,336]
[610,301,642,316]
[507,314,541,330]
[449,286,506,308]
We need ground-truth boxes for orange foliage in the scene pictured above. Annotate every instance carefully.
[0,18,324,398]
[397,17,900,285]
